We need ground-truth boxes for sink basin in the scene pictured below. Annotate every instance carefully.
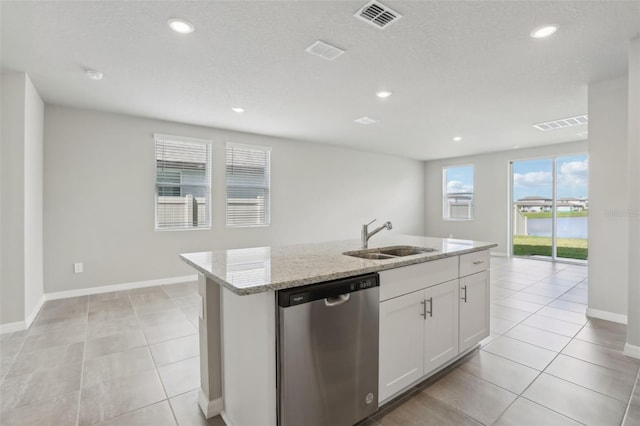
[344,245,437,260]
[379,247,435,257]
[356,252,397,260]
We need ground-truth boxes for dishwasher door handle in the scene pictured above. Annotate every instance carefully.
[325,293,351,307]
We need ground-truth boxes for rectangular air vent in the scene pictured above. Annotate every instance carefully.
[354,116,378,125]
[533,115,588,131]
[305,40,345,61]
[354,1,402,29]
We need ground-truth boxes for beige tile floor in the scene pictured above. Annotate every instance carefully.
[0,282,223,426]
[0,258,639,425]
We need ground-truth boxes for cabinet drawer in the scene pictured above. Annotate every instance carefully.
[459,250,490,277]
[379,256,458,301]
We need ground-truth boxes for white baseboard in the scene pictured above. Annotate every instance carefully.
[586,308,628,324]
[199,390,224,419]
[0,321,27,334]
[490,251,509,257]
[45,274,198,301]
[0,295,45,335]
[25,295,46,328]
[624,342,640,359]
[220,411,235,426]
[0,275,197,334]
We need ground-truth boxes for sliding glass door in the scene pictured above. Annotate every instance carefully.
[511,154,588,262]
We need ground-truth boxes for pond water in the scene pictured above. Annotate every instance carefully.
[527,217,588,239]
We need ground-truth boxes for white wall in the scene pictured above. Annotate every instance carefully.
[1,73,27,324]
[588,75,629,320]
[23,75,45,321]
[0,72,44,325]
[626,37,640,349]
[43,105,425,294]
[424,141,587,254]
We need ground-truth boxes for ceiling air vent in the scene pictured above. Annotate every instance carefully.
[354,1,402,29]
[533,114,588,131]
[305,40,345,61]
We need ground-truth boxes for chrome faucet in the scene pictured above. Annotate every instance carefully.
[361,219,393,249]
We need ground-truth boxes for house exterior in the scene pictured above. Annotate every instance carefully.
[515,196,587,212]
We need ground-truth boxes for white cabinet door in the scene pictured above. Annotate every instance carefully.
[423,280,459,374]
[379,290,425,402]
[459,271,489,352]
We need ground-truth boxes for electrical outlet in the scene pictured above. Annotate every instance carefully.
[74,262,83,273]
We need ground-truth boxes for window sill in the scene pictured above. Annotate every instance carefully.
[155,227,212,232]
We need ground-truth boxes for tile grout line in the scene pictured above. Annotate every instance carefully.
[127,287,179,426]
[75,296,90,426]
[621,366,640,425]
[0,331,29,384]
[442,268,575,424]
[485,268,590,425]
[497,295,632,423]
[160,284,203,426]
[0,297,49,384]
[516,396,588,426]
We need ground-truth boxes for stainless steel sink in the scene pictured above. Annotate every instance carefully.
[344,245,437,260]
[355,252,397,260]
[378,247,435,257]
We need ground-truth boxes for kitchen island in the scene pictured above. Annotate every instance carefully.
[180,235,497,426]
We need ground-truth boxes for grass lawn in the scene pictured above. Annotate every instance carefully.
[513,235,588,260]
[522,211,588,219]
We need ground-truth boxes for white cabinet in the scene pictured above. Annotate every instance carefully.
[378,249,491,404]
[459,270,489,352]
[379,280,459,402]
[379,290,425,401]
[459,250,490,277]
[424,280,459,374]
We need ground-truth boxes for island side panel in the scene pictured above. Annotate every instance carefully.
[221,287,277,426]
[198,274,224,417]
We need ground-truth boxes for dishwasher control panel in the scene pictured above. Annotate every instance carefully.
[277,273,379,307]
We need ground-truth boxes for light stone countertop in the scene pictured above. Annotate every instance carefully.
[179,234,497,295]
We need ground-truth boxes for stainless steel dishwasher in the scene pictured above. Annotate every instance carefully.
[277,273,379,426]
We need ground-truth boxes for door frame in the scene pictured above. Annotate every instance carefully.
[508,153,588,264]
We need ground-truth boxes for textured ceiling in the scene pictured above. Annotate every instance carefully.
[1,1,639,160]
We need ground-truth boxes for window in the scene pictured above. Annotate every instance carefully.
[226,142,271,227]
[443,165,474,220]
[155,134,211,230]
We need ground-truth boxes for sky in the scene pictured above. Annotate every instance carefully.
[512,154,588,201]
[445,165,474,194]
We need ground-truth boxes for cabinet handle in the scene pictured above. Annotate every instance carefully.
[461,285,468,302]
[420,299,427,319]
[426,297,433,317]
[472,260,484,265]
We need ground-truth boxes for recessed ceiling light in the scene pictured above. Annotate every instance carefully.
[530,25,558,39]
[453,136,463,142]
[85,69,103,80]
[512,145,520,149]
[231,107,245,113]
[354,116,378,125]
[376,90,392,98]
[168,18,195,34]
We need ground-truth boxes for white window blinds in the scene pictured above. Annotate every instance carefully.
[155,134,212,230]
[226,142,271,227]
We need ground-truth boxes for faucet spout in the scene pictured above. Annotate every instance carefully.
[361,220,393,249]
